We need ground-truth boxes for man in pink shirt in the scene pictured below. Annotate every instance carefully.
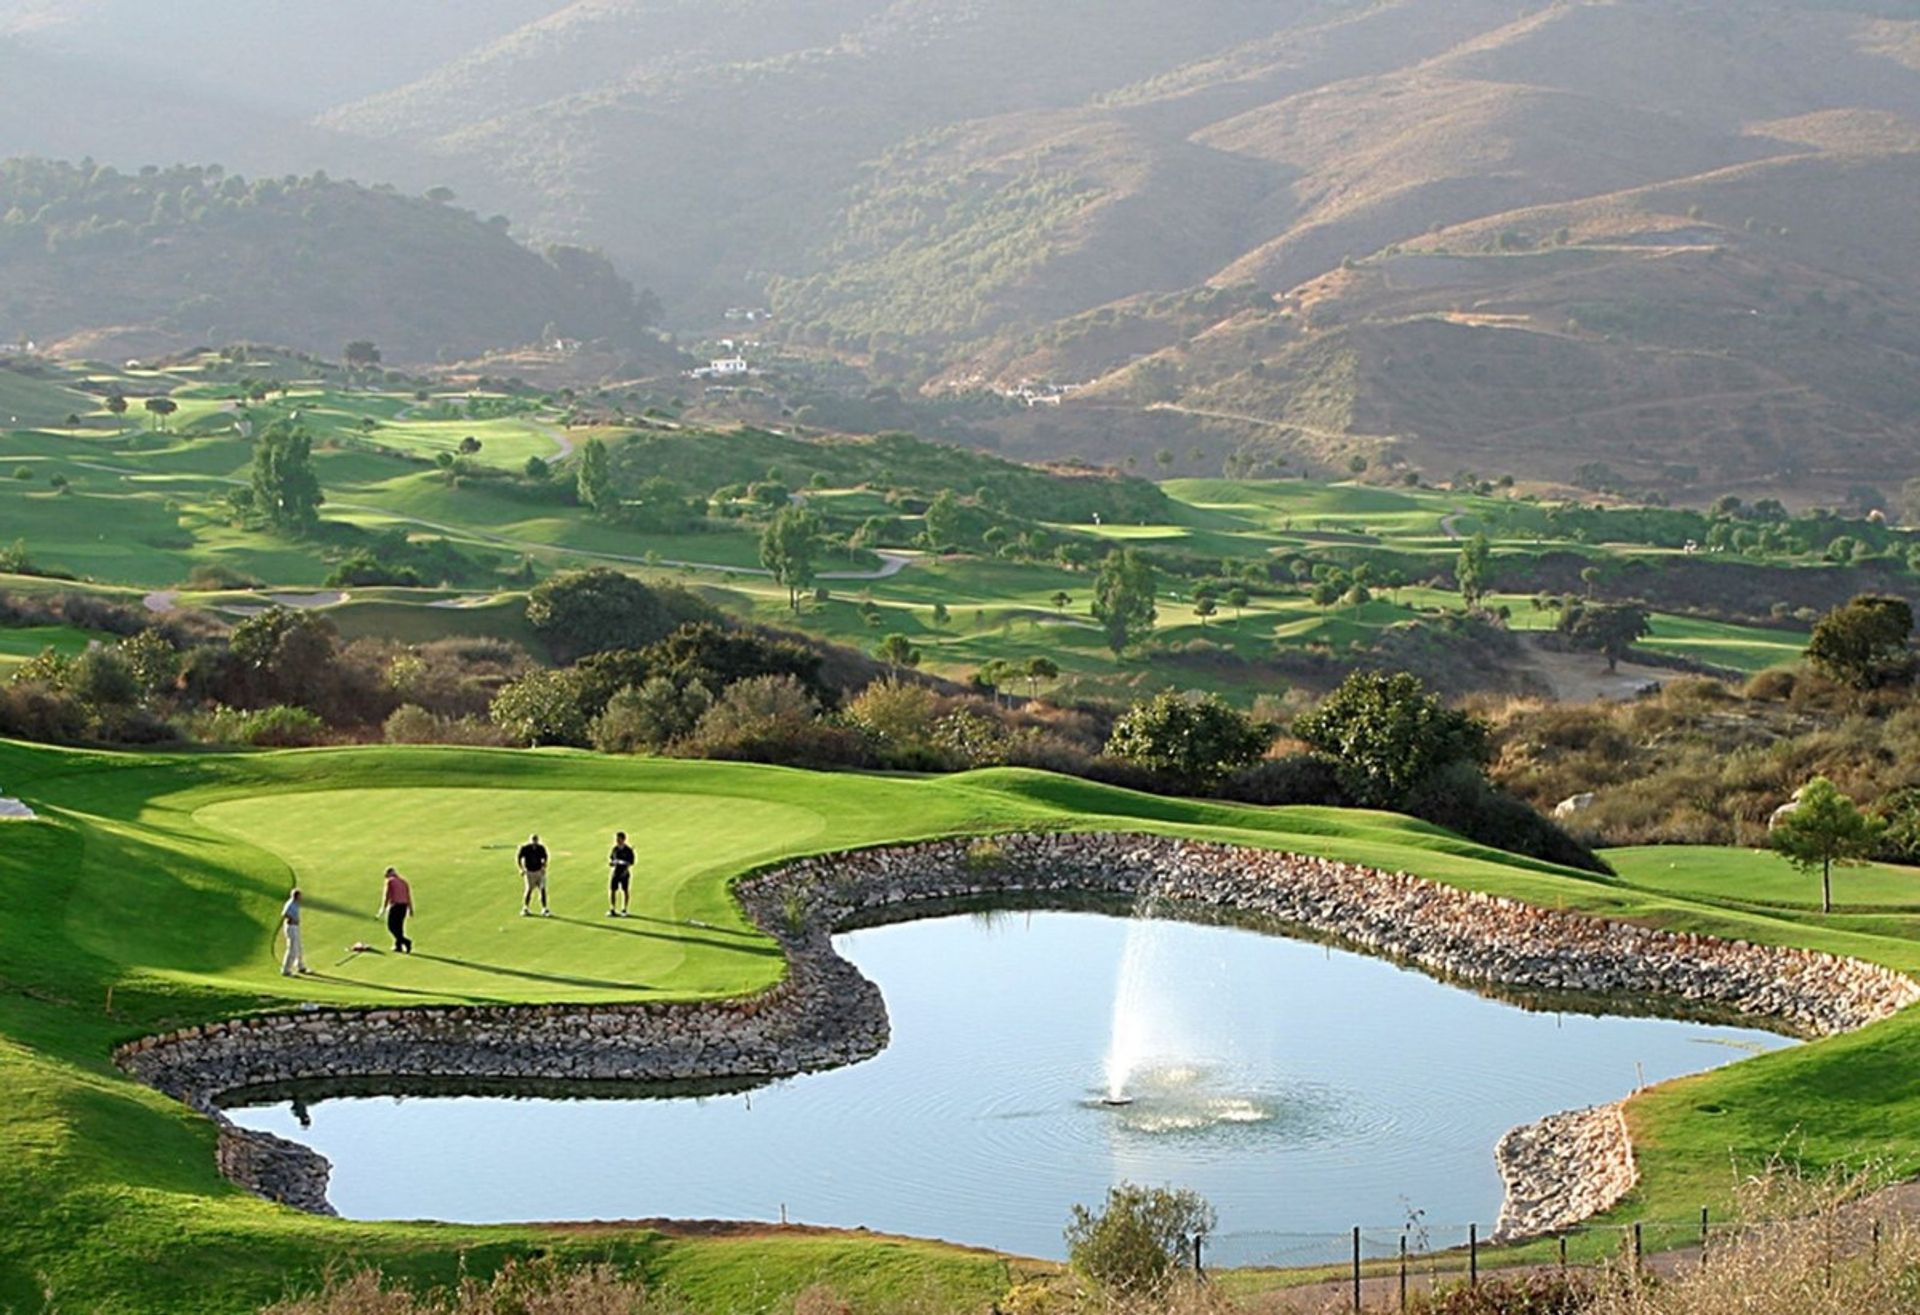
[378,867,414,954]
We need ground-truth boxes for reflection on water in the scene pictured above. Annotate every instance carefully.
[228,911,1791,1263]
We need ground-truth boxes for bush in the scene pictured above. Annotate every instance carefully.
[489,669,590,747]
[1295,671,1490,809]
[1220,753,1351,806]
[1063,1182,1215,1296]
[678,675,871,768]
[1105,689,1271,787]
[196,704,328,748]
[590,678,712,754]
[382,704,510,746]
[1411,1272,1591,1314]
[1404,762,1610,873]
[526,568,715,664]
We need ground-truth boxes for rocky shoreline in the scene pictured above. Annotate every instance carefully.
[115,832,1918,1241]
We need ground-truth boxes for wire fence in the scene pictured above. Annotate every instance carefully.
[1189,1210,1887,1309]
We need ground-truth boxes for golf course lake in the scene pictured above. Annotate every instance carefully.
[228,911,1792,1264]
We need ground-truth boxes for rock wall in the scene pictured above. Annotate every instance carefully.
[1493,1104,1636,1241]
[115,833,1919,1234]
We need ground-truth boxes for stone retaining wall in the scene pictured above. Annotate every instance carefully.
[115,833,1919,1234]
[1493,1104,1636,1241]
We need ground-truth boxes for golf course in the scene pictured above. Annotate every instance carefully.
[4,735,1920,1312]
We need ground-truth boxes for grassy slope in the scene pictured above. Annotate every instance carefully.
[2,740,1920,1310]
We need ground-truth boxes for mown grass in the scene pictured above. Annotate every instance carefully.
[1,738,1919,1311]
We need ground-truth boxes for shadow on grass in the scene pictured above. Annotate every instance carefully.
[409,952,650,992]
[552,915,782,959]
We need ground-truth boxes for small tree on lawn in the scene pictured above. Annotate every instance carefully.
[576,437,619,518]
[249,418,324,532]
[105,392,129,428]
[1065,1183,1216,1297]
[1226,586,1249,621]
[143,396,178,430]
[760,506,822,611]
[1456,531,1492,605]
[1051,590,1071,616]
[1772,776,1884,913]
[1091,548,1157,656]
[1193,590,1218,627]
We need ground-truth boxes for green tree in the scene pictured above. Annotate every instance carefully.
[1023,655,1060,698]
[523,455,550,481]
[342,339,381,387]
[525,568,710,664]
[249,418,324,531]
[923,488,965,550]
[1064,1183,1216,1297]
[1558,601,1652,672]
[116,629,180,697]
[1772,777,1885,913]
[1193,592,1218,626]
[1456,531,1492,605]
[105,392,128,428]
[1225,586,1249,621]
[931,601,951,628]
[759,506,822,611]
[1091,549,1157,655]
[589,677,712,753]
[1806,595,1914,690]
[1293,671,1491,808]
[142,396,178,430]
[576,437,619,518]
[489,669,590,747]
[1050,590,1072,616]
[874,632,921,673]
[1106,690,1270,786]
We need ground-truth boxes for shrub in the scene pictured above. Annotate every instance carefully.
[1403,762,1610,873]
[1411,1272,1591,1314]
[590,678,712,754]
[196,704,328,748]
[1106,689,1271,787]
[844,678,942,750]
[1063,1182,1215,1296]
[489,669,590,747]
[382,704,510,747]
[525,568,715,664]
[1294,671,1490,809]
[1220,753,1351,806]
[678,675,871,768]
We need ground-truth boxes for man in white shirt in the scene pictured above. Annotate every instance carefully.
[281,888,309,976]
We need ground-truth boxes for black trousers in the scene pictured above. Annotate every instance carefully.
[387,902,412,952]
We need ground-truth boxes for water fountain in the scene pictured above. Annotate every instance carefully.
[1100,887,1263,1122]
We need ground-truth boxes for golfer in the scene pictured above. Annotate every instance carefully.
[280,888,309,976]
[379,867,414,953]
[517,832,552,917]
[607,831,636,918]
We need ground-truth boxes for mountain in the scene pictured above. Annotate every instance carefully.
[0,159,665,363]
[7,0,1920,497]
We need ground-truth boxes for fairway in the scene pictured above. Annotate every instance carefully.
[1609,844,1920,912]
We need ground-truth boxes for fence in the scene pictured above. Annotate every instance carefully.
[1188,1210,1889,1310]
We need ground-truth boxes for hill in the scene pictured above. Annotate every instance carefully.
[0,158,664,363]
[9,2,1920,495]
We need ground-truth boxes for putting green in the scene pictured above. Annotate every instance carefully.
[194,788,825,998]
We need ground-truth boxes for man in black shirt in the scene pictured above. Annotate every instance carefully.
[517,833,551,917]
[607,831,636,918]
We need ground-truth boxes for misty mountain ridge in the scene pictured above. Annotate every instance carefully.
[6,0,1920,496]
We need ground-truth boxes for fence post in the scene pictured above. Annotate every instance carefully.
[1558,1235,1567,1271]
[1874,1219,1883,1271]
[1193,1234,1203,1277]
[1700,1206,1710,1265]
[1469,1223,1478,1288]
[1399,1235,1408,1313]
[1352,1226,1362,1313]
[1633,1222,1643,1272]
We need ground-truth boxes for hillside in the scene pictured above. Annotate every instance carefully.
[8,2,1920,495]
[0,159,665,363]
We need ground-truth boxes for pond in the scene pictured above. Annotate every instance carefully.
[228,910,1791,1265]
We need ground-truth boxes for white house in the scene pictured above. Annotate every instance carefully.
[710,356,749,375]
